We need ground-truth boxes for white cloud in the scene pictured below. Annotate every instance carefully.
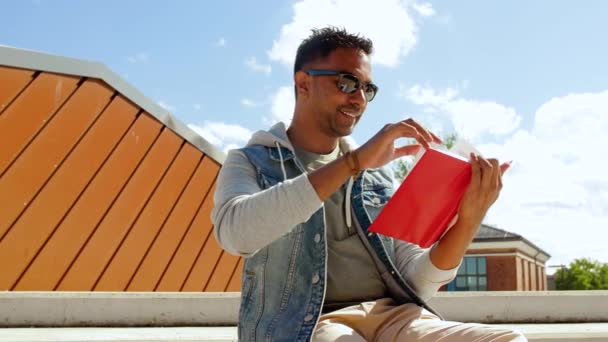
[404,84,459,107]
[157,100,175,112]
[532,91,608,163]
[402,84,521,141]
[245,57,272,75]
[241,98,258,108]
[127,52,149,64]
[217,38,226,47]
[268,0,433,68]
[264,86,295,125]
[474,90,608,266]
[410,1,435,17]
[188,121,254,152]
[444,99,521,140]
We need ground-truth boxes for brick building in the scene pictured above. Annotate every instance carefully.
[444,224,550,291]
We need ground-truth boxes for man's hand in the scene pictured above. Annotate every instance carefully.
[457,154,511,229]
[355,118,442,169]
[430,154,511,270]
[307,118,440,202]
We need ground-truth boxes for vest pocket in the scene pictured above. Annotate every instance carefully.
[362,191,390,207]
[239,271,255,314]
[238,271,255,341]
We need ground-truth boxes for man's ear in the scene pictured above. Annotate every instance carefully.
[294,71,310,99]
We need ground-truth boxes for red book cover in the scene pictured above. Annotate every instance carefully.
[369,147,472,248]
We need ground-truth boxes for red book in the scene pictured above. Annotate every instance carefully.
[369,147,472,248]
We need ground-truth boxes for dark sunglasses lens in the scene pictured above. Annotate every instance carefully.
[365,85,377,102]
[337,75,359,93]
[337,74,377,102]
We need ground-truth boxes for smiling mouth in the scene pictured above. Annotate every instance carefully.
[339,109,359,119]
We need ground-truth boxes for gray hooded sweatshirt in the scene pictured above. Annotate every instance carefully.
[211,122,458,304]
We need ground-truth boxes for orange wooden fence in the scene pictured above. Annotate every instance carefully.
[0,65,242,292]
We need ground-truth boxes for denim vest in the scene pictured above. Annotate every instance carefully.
[237,144,438,342]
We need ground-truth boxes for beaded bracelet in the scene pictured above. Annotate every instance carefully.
[344,150,362,178]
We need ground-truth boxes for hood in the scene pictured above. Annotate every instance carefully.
[246,121,361,230]
[246,121,294,150]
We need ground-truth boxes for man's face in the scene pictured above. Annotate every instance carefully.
[305,48,373,138]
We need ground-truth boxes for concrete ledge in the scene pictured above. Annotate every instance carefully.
[0,327,238,342]
[429,291,608,323]
[497,324,608,342]
[0,292,239,327]
[2,325,608,342]
[1,291,608,327]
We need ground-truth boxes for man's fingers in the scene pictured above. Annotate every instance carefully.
[413,132,431,149]
[488,158,500,189]
[478,156,494,189]
[500,161,512,174]
[386,118,443,152]
[401,118,434,145]
[395,144,422,157]
[498,161,512,190]
[430,131,443,144]
[393,122,430,149]
[469,153,481,188]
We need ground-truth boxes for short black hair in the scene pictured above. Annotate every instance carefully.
[294,26,373,74]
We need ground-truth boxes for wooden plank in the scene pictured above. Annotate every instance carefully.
[55,128,181,291]
[204,251,241,292]
[0,73,79,175]
[181,226,224,292]
[155,181,218,291]
[0,80,113,239]
[0,96,139,291]
[225,258,244,292]
[0,66,35,114]
[93,144,201,291]
[126,153,217,291]
[13,98,141,291]
[54,115,162,291]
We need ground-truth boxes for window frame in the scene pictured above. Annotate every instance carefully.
[447,256,488,291]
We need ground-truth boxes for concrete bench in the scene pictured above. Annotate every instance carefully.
[1,291,607,341]
[2,325,608,342]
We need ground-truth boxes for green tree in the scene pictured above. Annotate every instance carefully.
[555,258,608,290]
[393,133,458,182]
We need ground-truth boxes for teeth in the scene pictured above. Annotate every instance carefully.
[340,110,357,118]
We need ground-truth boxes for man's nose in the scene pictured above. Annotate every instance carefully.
[349,87,367,107]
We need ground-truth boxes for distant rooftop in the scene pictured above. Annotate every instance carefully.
[476,224,522,240]
[474,224,550,258]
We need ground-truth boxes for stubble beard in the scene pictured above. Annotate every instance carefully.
[328,111,358,137]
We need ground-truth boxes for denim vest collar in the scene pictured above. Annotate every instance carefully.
[268,145,295,162]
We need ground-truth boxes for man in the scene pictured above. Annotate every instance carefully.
[212,27,525,341]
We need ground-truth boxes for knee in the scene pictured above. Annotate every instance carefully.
[473,324,528,341]
[492,329,528,342]
[505,328,528,341]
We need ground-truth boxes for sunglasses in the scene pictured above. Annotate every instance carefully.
[304,69,379,102]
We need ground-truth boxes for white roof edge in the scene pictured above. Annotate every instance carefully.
[0,45,226,164]
[469,240,551,263]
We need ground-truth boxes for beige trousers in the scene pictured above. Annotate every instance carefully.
[313,298,527,341]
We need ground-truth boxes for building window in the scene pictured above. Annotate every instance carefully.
[447,256,487,291]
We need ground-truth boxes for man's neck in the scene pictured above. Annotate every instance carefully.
[287,120,338,154]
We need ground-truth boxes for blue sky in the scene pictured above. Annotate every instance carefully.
[2,0,607,269]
